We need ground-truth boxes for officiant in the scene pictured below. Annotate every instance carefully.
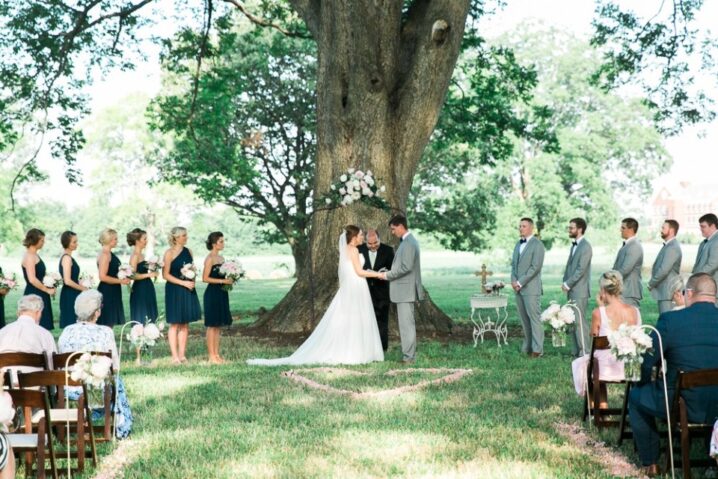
[359,229,395,352]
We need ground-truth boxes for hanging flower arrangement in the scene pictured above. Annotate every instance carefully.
[320,168,390,210]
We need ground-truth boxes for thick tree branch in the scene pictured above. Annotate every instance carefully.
[222,0,312,38]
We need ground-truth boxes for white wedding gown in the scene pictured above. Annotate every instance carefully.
[247,236,384,366]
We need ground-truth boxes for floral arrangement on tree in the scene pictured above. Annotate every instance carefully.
[180,263,198,281]
[321,168,389,209]
[607,324,653,381]
[69,352,114,389]
[540,301,576,347]
[79,272,97,289]
[117,264,135,281]
[42,271,63,289]
[219,260,245,292]
[483,281,505,295]
[0,272,18,292]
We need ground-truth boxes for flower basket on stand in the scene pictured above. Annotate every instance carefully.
[607,324,653,381]
[540,301,576,349]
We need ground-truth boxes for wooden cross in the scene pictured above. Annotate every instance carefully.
[474,264,493,290]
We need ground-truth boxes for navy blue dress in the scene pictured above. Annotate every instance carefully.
[203,263,232,327]
[59,254,81,328]
[97,252,125,327]
[165,248,201,324]
[130,261,158,324]
[0,266,5,328]
[22,257,53,330]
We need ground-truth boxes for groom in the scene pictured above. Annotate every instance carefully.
[359,229,395,351]
[380,215,424,363]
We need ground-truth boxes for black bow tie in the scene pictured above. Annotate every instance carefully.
[663,242,666,246]
[622,241,626,247]
[703,239,709,244]
[520,238,527,244]
[571,241,578,246]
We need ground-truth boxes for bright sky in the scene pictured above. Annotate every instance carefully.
[32,0,718,206]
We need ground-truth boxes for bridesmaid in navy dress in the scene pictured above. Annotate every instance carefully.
[97,229,130,327]
[59,231,87,328]
[21,229,56,330]
[163,227,201,364]
[0,265,7,328]
[202,232,234,364]
[128,228,159,324]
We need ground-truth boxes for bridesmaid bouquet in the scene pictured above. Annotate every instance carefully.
[219,260,245,291]
[0,272,18,292]
[79,272,97,289]
[69,353,113,388]
[540,301,576,347]
[180,263,198,281]
[42,272,63,290]
[146,255,163,282]
[607,324,653,381]
[117,264,135,280]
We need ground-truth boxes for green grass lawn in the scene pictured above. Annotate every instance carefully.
[3,269,661,478]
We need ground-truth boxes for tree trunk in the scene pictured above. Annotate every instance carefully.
[255,0,470,333]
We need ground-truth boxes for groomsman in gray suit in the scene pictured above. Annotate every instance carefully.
[562,217,592,357]
[511,217,545,357]
[613,217,644,308]
[381,215,424,363]
[648,219,682,314]
[692,213,718,296]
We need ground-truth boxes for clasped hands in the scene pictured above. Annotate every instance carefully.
[375,268,389,280]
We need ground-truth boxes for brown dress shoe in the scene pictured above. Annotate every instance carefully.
[643,464,660,477]
[530,352,543,358]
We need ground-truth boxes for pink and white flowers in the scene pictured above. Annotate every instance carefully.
[321,168,389,210]
[540,301,576,331]
[0,272,18,291]
[219,260,245,292]
[69,352,113,389]
[42,271,63,289]
[128,317,166,349]
[608,324,653,361]
[117,264,135,281]
[79,272,96,289]
[180,263,198,280]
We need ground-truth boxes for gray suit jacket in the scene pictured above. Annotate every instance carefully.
[692,233,718,287]
[649,239,682,301]
[563,238,592,300]
[613,238,644,300]
[511,236,545,296]
[386,233,424,303]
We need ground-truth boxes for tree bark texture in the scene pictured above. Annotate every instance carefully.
[255,0,470,333]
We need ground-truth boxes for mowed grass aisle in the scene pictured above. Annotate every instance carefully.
[5,265,651,478]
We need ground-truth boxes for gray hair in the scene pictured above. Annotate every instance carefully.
[17,294,44,314]
[74,289,103,323]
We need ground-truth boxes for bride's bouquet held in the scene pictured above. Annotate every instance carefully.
[540,301,576,347]
[607,324,653,381]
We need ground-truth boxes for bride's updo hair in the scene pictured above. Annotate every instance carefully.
[599,270,623,296]
[345,225,361,244]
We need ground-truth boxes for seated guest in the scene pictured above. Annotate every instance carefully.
[58,289,133,439]
[571,271,641,401]
[629,273,718,477]
[0,294,57,356]
[668,275,686,311]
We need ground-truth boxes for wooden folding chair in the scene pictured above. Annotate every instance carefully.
[581,336,631,429]
[17,370,98,474]
[0,352,49,387]
[6,388,58,479]
[53,351,116,442]
[666,368,718,479]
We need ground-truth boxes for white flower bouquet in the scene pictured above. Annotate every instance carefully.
[540,301,576,347]
[146,255,163,282]
[127,319,166,349]
[321,168,389,210]
[117,264,135,281]
[180,263,198,281]
[607,324,653,381]
[219,260,245,291]
[0,272,18,292]
[42,271,63,289]
[79,272,96,289]
[69,353,113,389]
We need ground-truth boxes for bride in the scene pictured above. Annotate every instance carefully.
[247,225,385,365]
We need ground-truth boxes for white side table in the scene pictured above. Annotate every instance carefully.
[470,294,509,347]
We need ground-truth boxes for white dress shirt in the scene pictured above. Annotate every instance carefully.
[368,249,377,269]
[0,315,57,356]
